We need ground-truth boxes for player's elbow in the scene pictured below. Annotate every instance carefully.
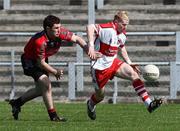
[86,24,94,31]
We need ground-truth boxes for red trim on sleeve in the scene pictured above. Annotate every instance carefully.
[59,26,73,41]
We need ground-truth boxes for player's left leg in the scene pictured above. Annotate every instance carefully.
[87,87,105,120]
[9,99,21,120]
[9,55,43,120]
[115,63,162,113]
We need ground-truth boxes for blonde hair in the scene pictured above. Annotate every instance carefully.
[114,10,129,22]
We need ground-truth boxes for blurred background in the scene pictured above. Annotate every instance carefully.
[0,0,179,103]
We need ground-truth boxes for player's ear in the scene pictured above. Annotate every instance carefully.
[113,19,118,23]
[46,26,50,30]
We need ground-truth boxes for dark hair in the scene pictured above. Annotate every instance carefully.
[43,15,61,31]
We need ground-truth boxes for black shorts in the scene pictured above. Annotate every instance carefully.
[21,54,49,81]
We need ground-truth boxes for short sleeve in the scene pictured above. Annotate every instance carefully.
[59,26,73,41]
[117,33,127,48]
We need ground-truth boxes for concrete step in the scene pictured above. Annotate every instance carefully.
[9,6,88,14]
[127,35,175,45]
[4,76,172,90]
[0,13,179,25]
[11,0,88,6]
[0,4,179,32]
[0,44,175,62]
[0,24,86,32]
[0,64,171,77]
[0,23,179,32]
[0,16,178,33]
[0,33,176,45]
[0,72,171,85]
[96,16,180,25]
[11,0,69,5]
[127,24,180,32]
[99,4,180,13]
[126,45,175,52]
[10,0,179,6]
[0,76,170,100]
[8,4,180,15]
[104,0,173,5]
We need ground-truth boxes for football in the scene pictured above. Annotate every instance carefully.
[143,64,160,81]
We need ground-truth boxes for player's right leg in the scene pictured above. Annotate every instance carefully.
[37,75,67,122]
[147,98,163,113]
[115,63,163,113]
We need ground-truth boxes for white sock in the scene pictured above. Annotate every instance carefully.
[144,98,152,107]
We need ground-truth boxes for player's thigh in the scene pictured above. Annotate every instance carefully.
[115,63,139,80]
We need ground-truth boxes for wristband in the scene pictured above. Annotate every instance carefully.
[126,59,132,64]
[89,41,94,47]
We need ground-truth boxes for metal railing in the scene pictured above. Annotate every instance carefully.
[3,0,10,10]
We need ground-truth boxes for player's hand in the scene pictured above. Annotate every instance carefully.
[54,69,63,80]
[88,46,96,60]
[88,46,102,60]
[130,63,141,75]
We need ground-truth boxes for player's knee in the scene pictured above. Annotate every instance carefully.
[96,88,105,96]
[96,92,105,101]
[37,75,51,91]
[131,71,139,80]
[126,69,139,80]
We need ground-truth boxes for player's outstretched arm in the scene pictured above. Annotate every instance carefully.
[70,34,89,54]
[120,46,141,75]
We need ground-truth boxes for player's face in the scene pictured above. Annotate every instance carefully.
[47,23,61,39]
[117,19,129,33]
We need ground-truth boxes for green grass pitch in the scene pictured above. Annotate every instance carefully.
[0,101,180,131]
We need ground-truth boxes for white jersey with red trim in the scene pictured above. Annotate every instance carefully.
[92,22,127,70]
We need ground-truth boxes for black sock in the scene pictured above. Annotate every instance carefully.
[48,109,58,120]
[15,97,24,107]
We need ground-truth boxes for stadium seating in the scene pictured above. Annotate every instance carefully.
[0,0,179,102]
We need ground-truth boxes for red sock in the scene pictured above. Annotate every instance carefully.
[48,108,56,113]
[90,93,102,106]
[48,108,58,120]
[132,79,150,102]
